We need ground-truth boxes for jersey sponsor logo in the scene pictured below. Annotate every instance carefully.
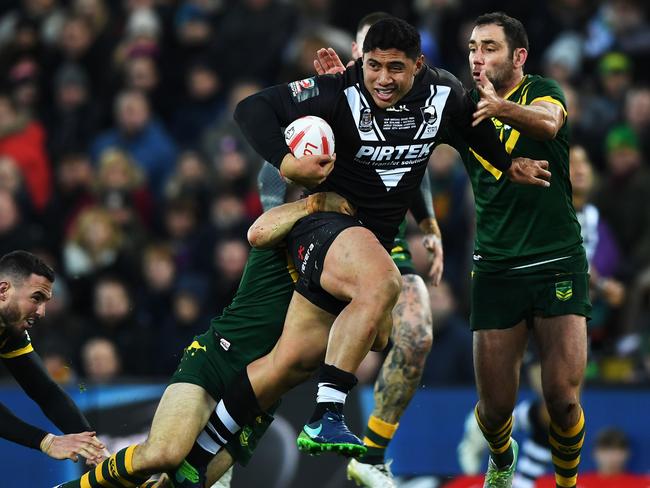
[355,142,434,190]
[300,243,315,273]
[359,108,373,132]
[355,143,435,162]
[288,77,319,102]
[473,254,483,261]
[555,280,573,301]
[219,337,231,351]
[375,167,413,190]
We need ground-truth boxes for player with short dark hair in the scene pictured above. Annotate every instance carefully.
[205,16,549,468]
[0,250,106,465]
[314,13,443,486]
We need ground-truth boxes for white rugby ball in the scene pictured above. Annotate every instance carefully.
[284,116,335,157]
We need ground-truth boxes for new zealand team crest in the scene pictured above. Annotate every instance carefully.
[359,108,373,132]
[419,104,440,137]
[420,105,437,125]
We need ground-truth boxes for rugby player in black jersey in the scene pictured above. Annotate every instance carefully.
[0,251,106,465]
[205,16,551,461]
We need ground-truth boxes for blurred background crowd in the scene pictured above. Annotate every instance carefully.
[0,0,649,388]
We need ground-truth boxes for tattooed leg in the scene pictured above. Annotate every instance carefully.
[373,273,433,423]
[356,274,433,466]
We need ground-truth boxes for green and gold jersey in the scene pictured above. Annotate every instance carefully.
[444,74,583,271]
[209,247,296,367]
[0,327,33,359]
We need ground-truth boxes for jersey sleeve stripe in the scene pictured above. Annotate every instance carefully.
[469,147,503,180]
[0,343,34,359]
[530,96,567,116]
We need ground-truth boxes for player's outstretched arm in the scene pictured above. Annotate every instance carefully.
[3,351,110,464]
[248,192,355,248]
[40,431,106,463]
[0,403,105,464]
[472,70,565,140]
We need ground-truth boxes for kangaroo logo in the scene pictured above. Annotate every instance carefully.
[185,340,207,356]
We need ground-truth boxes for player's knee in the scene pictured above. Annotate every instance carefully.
[371,327,390,351]
[543,387,581,428]
[137,441,186,472]
[276,353,321,388]
[478,400,514,430]
[359,271,401,314]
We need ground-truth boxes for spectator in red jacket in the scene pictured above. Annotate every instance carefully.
[0,92,51,211]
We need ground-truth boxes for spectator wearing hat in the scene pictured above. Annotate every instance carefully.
[171,60,224,148]
[593,125,650,357]
[44,63,101,160]
[594,125,650,277]
[580,52,633,168]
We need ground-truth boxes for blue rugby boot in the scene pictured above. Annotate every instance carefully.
[297,411,367,457]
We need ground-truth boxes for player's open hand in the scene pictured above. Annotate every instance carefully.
[422,234,444,286]
[307,192,356,216]
[40,431,106,464]
[313,48,348,75]
[472,70,504,126]
[280,152,335,189]
[507,158,551,187]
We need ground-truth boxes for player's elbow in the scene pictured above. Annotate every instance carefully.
[538,120,560,140]
[233,96,253,127]
[247,224,272,249]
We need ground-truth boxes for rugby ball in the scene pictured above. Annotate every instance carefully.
[284,116,335,157]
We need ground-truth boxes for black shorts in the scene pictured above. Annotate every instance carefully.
[286,212,363,315]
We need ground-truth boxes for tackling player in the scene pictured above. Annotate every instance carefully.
[54,192,353,488]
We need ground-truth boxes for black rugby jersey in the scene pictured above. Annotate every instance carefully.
[236,59,510,246]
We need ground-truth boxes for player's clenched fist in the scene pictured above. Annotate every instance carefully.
[40,431,107,464]
[279,152,336,188]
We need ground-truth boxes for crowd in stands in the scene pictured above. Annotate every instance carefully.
[0,0,648,385]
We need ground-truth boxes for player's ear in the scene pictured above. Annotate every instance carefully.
[0,280,10,299]
[513,47,527,69]
[414,54,425,74]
